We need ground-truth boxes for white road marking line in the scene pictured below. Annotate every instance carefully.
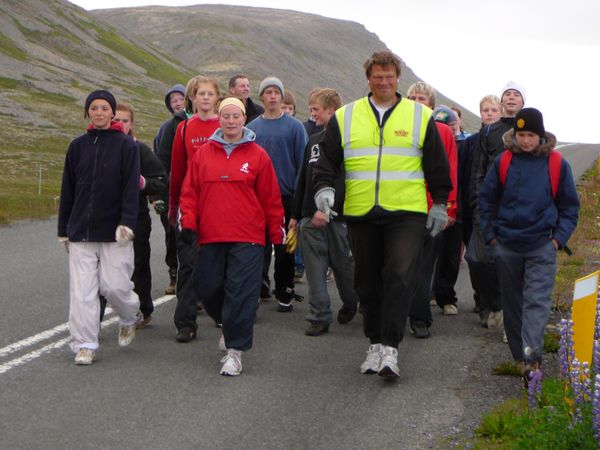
[0,295,175,375]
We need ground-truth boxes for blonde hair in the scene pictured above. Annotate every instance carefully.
[407,82,437,109]
[309,88,342,111]
[184,76,221,113]
[479,94,502,112]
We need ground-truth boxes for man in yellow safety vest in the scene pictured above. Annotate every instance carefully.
[313,51,452,379]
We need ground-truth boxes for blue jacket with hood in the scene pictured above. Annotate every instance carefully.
[479,129,579,252]
[58,122,140,242]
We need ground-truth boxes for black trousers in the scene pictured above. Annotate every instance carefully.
[434,223,462,308]
[347,214,425,348]
[132,213,153,318]
[194,243,263,351]
[408,231,442,327]
[262,196,294,301]
[160,212,178,279]
[173,229,198,332]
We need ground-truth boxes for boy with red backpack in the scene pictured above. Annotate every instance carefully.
[479,108,579,384]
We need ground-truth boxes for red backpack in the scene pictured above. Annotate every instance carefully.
[498,149,562,199]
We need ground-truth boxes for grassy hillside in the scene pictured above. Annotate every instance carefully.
[0,0,479,225]
[0,0,194,224]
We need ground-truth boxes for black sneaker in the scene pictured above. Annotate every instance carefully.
[277,302,293,313]
[409,321,430,339]
[337,307,357,324]
[305,322,329,336]
[175,327,197,343]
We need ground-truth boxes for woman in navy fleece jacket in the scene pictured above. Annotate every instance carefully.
[57,90,141,366]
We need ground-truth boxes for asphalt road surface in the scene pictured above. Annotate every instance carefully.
[0,143,598,449]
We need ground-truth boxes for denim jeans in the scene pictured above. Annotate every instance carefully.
[300,218,359,324]
[495,240,557,363]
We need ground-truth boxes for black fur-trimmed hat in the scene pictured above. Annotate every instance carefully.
[84,90,116,118]
[514,107,545,138]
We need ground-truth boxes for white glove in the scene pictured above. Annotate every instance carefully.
[58,236,69,254]
[115,225,134,245]
[426,203,448,237]
[314,187,337,221]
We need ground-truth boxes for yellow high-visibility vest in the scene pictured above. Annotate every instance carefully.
[337,96,430,217]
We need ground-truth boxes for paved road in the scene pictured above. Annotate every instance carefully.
[0,144,598,449]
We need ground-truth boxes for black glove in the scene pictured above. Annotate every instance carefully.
[180,228,197,246]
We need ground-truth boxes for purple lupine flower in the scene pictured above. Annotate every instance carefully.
[594,340,600,377]
[559,319,571,379]
[527,369,543,410]
[582,362,592,401]
[572,359,584,424]
[593,374,600,446]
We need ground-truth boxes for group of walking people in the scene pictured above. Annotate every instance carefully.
[58,50,579,384]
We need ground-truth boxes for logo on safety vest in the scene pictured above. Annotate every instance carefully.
[394,129,409,137]
[240,162,250,174]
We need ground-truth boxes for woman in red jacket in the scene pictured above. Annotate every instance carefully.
[179,97,285,376]
[168,76,221,342]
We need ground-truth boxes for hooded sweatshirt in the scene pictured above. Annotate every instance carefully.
[58,122,140,241]
[179,128,285,246]
[479,129,579,251]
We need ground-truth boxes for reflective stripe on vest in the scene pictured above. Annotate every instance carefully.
[337,97,429,216]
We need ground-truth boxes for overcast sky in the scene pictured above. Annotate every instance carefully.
[69,0,600,143]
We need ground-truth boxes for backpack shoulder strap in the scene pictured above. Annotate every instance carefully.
[548,150,562,199]
[498,150,512,186]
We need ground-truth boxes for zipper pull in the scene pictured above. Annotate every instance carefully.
[93,136,98,145]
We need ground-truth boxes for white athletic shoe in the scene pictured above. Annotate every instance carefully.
[443,304,458,316]
[220,349,242,376]
[218,333,227,352]
[118,323,136,347]
[360,343,384,374]
[378,345,400,379]
[74,348,96,365]
[487,310,504,329]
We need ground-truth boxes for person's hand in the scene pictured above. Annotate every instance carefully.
[139,175,146,191]
[489,238,497,246]
[58,236,69,254]
[168,206,178,227]
[426,203,447,237]
[115,225,134,245]
[180,228,197,246]
[314,187,337,221]
[288,218,298,231]
[446,216,456,228]
[151,200,167,215]
[311,210,329,229]
[551,238,559,250]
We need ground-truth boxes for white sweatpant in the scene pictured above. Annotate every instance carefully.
[68,242,140,353]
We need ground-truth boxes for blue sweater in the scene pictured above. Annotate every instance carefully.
[479,131,579,252]
[58,124,140,242]
[247,113,308,198]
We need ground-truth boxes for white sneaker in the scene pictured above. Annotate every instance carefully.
[443,304,458,316]
[220,349,242,376]
[218,333,226,352]
[487,310,504,329]
[378,345,400,379]
[118,323,136,347]
[360,343,383,374]
[74,348,96,365]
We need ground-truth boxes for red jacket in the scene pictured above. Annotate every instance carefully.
[169,115,220,218]
[179,135,285,246]
[426,122,458,219]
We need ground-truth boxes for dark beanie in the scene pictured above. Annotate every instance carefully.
[84,90,116,117]
[514,107,545,138]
